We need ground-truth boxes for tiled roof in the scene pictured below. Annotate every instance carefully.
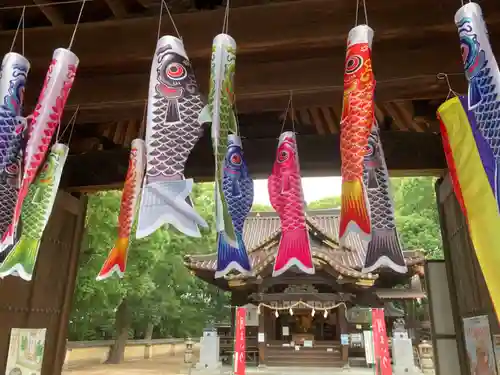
[184,209,425,280]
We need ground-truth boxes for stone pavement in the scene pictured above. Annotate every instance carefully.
[183,366,376,375]
[63,355,193,375]
[63,356,378,375]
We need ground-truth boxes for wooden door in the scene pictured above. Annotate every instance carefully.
[435,176,498,375]
[0,191,87,375]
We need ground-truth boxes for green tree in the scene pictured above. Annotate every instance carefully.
[70,182,230,363]
[307,196,341,209]
[392,177,443,259]
[251,203,273,212]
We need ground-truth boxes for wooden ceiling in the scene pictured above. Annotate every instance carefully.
[1,0,496,189]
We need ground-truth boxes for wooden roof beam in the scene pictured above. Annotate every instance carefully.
[105,0,128,18]
[1,0,499,69]
[61,131,446,190]
[27,57,468,124]
[22,26,478,124]
[33,0,64,25]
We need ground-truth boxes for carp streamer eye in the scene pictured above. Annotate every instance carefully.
[278,150,289,163]
[460,39,474,66]
[230,153,242,165]
[166,62,187,81]
[345,55,363,74]
[365,139,375,157]
[5,163,18,175]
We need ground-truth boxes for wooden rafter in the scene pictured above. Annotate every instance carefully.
[105,0,128,18]
[6,0,498,67]
[3,0,496,122]
[4,0,496,123]
[33,0,64,25]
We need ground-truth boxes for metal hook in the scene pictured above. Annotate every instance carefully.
[437,73,459,101]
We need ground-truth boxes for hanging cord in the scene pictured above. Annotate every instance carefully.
[9,7,26,54]
[157,0,182,41]
[279,91,296,135]
[232,94,240,136]
[222,0,231,34]
[139,100,148,140]
[437,72,461,100]
[57,105,80,143]
[354,0,369,27]
[460,0,472,7]
[68,0,87,50]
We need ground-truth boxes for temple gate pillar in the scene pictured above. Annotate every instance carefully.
[338,303,349,363]
[258,307,266,366]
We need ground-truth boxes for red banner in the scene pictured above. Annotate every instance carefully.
[234,307,246,375]
[372,308,392,375]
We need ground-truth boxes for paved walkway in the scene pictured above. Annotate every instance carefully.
[63,356,193,375]
[64,357,378,375]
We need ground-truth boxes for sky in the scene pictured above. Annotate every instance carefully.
[253,176,342,206]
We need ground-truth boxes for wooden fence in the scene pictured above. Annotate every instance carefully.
[64,338,200,368]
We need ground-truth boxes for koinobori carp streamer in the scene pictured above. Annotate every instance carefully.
[268,131,314,277]
[3,48,78,246]
[338,25,375,245]
[0,53,30,243]
[97,139,146,281]
[215,135,253,278]
[0,143,69,281]
[136,35,208,239]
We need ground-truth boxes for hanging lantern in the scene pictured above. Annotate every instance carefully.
[289,308,293,316]
[324,310,328,318]
[311,309,315,317]
[275,310,279,318]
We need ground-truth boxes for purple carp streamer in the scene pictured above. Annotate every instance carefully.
[0,53,29,243]
[455,3,500,212]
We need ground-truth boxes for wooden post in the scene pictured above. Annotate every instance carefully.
[258,308,266,367]
[338,304,349,363]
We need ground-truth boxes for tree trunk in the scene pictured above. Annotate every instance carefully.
[144,322,155,360]
[145,322,154,340]
[106,298,131,364]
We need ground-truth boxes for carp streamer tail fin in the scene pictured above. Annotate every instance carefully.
[273,227,314,277]
[362,228,407,274]
[96,238,130,281]
[136,178,208,239]
[339,177,371,244]
[0,235,39,281]
[215,232,251,279]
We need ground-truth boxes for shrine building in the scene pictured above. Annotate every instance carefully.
[184,209,427,367]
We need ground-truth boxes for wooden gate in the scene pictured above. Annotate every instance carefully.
[0,191,87,375]
[435,175,499,375]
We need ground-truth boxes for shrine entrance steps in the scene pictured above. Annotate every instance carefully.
[265,341,344,367]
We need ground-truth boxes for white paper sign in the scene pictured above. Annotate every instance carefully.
[282,326,289,336]
[363,330,374,365]
[243,304,259,326]
[6,328,47,375]
[258,333,265,343]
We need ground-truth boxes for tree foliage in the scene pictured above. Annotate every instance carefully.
[392,177,443,259]
[70,183,230,342]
